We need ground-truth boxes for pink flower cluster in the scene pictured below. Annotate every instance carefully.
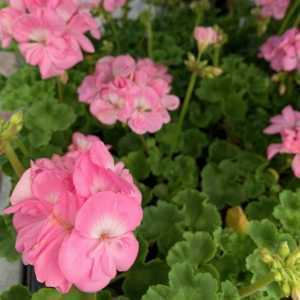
[78,55,180,135]
[259,28,300,72]
[255,0,290,20]
[80,0,127,12]
[264,106,300,177]
[4,132,143,293]
[193,26,219,50]
[0,0,101,78]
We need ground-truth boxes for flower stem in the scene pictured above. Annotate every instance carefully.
[15,139,29,157]
[177,51,202,132]
[213,47,221,67]
[139,135,148,154]
[111,19,121,52]
[144,13,154,58]
[239,272,275,298]
[80,293,97,300]
[279,0,300,35]
[3,142,25,178]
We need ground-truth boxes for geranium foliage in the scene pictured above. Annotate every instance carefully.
[1,0,300,299]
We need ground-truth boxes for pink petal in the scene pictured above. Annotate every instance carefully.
[74,191,143,239]
[10,169,33,204]
[266,143,284,159]
[59,231,112,292]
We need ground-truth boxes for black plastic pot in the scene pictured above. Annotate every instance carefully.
[22,265,44,292]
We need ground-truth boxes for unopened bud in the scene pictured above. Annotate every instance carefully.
[279,83,286,96]
[260,248,273,264]
[226,207,249,233]
[279,242,290,259]
[202,66,223,79]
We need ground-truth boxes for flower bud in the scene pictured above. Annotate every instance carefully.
[226,206,249,233]
[260,248,273,264]
[193,26,219,51]
[279,242,290,259]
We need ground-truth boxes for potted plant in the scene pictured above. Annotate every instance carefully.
[1,0,300,299]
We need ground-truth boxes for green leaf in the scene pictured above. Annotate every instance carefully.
[246,196,278,221]
[96,290,112,300]
[169,264,218,300]
[179,129,208,158]
[273,190,300,236]
[188,102,222,129]
[117,133,142,156]
[163,155,198,196]
[208,140,240,164]
[25,98,76,147]
[248,220,278,250]
[155,124,178,154]
[219,281,240,300]
[167,232,216,268]
[32,288,81,300]
[202,152,268,208]
[123,150,150,181]
[213,228,255,281]
[0,66,55,111]
[223,92,247,122]
[0,215,19,261]
[123,260,169,300]
[173,189,221,232]
[0,285,31,300]
[139,201,184,254]
[196,77,231,104]
[248,220,296,251]
[141,285,170,300]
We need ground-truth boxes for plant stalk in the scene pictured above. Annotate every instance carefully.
[4,142,25,178]
[239,272,275,298]
[15,139,29,157]
[139,135,148,154]
[177,51,202,132]
[145,14,154,58]
[279,0,300,34]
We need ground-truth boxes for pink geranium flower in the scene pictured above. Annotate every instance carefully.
[0,7,23,48]
[193,26,219,50]
[59,191,143,292]
[255,0,290,20]
[127,86,170,134]
[259,28,300,72]
[103,0,127,12]
[264,106,300,178]
[0,0,101,78]
[5,133,143,293]
[78,55,180,135]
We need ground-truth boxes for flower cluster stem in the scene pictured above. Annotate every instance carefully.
[146,17,154,58]
[279,0,300,34]
[238,272,275,298]
[3,142,25,178]
[139,135,148,154]
[15,139,29,157]
[177,51,202,133]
